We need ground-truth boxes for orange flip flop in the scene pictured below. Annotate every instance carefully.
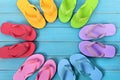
[40,0,57,23]
[17,0,46,29]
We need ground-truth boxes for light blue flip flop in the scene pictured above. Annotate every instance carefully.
[58,59,76,80]
[70,54,103,80]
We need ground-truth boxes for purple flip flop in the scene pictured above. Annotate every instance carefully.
[79,41,116,58]
[79,24,116,40]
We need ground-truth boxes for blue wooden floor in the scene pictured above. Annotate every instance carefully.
[0,0,120,80]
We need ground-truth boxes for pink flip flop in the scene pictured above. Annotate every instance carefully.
[1,22,36,41]
[13,54,45,80]
[36,59,56,80]
[79,24,116,40]
[79,41,116,58]
[0,42,36,58]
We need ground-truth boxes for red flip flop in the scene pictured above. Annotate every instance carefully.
[0,22,36,41]
[0,42,36,58]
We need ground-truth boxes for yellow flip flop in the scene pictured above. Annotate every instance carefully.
[40,0,57,23]
[17,0,46,29]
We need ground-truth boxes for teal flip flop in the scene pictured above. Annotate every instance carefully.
[71,0,98,28]
[59,0,76,23]
[58,59,76,80]
[70,54,103,80]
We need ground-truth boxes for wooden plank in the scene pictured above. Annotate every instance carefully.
[0,0,120,13]
[0,13,119,28]
[0,41,119,55]
[0,70,120,80]
[0,55,120,71]
[0,27,119,41]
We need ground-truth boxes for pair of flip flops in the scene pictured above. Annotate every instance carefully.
[58,54,103,80]
[79,24,116,58]
[0,22,36,58]
[17,0,57,29]
[13,54,56,80]
[59,0,98,28]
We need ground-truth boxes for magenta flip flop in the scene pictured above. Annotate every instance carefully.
[36,59,56,80]
[13,54,45,80]
[1,22,36,41]
[79,24,116,40]
[79,41,116,58]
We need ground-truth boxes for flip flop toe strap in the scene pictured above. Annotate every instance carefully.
[86,24,106,38]
[10,24,31,38]
[76,58,95,75]
[62,65,75,80]
[20,58,41,78]
[86,42,105,57]
[36,64,55,80]
[8,43,29,57]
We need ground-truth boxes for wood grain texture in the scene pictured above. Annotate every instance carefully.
[0,0,120,80]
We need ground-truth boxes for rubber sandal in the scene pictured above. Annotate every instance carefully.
[0,42,36,58]
[17,0,46,29]
[79,41,116,58]
[40,0,57,23]
[36,59,56,80]
[59,0,76,23]
[71,0,98,28]
[79,24,116,40]
[58,59,76,80]
[1,22,37,41]
[13,54,45,80]
[70,54,103,80]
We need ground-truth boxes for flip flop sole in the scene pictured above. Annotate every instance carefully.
[58,59,76,80]
[40,0,57,23]
[59,0,76,23]
[71,0,98,28]
[79,24,116,40]
[1,22,37,41]
[17,0,46,29]
[70,54,103,80]
[36,59,56,80]
[13,54,45,80]
[79,41,116,57]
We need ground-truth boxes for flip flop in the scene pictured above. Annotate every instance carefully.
[70,54,103,80]
[58,59,76,80]
[0,42,36,58]
[1,22,37,41]
[79,24,116,40]
[59,0,76,23]
[36,59,56,80]
[40,0,57,23]
[71,0,98,28]
[17,0,46,29]
[13,54,45,80]
[79,41,116,58]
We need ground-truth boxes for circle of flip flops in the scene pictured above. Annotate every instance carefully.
[0,0,117,80]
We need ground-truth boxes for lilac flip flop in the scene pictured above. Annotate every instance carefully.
[79,41,116,58]
[13,54,45,80]
[79,24,116,40]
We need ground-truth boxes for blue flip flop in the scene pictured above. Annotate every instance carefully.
[70,54,103,80]
[58,59,76,80]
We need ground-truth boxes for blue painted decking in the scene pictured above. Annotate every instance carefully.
[0,0,120,80]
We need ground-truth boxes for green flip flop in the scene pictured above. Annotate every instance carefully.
[59,0,76,23]
[71,0,98,28]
